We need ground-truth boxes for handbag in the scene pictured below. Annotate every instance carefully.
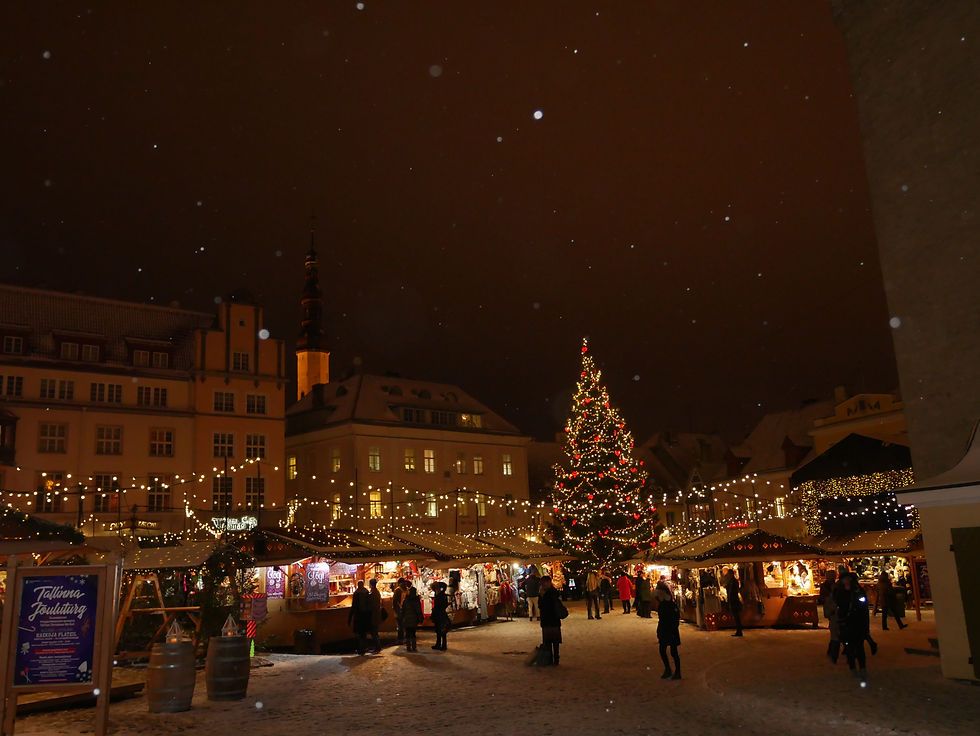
[558,600,569,619]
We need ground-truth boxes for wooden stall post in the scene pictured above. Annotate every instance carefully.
[909,554,923,622]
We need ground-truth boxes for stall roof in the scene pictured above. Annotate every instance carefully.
[660,525,825,566]
[0,507,84,555]
[817,529,923,555]
[474,534,573,561]
[264,526,421,562]
[389,530,501,561]
[123,540,219,570]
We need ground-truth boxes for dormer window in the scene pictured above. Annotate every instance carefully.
[2,336,23,355]
[401,407,424,423]
[133,349,150,367]
[60,342,79,360]
[459,413,483,428]
[81,344,100,362]
[152,351,169,369]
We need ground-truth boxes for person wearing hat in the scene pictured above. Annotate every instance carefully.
[431,581,451,651]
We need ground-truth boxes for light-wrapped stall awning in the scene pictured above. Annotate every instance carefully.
[475,534,573,561]
[389,529,503,566]
[816,528,923,556]
[660,526,825,567]
[264,526,421,563]
[123,540,219,571]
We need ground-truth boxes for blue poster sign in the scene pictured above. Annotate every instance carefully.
[14,574,100,686]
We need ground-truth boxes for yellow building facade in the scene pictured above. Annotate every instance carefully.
[0,286,286,535]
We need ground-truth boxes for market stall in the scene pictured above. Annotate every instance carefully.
[661,525,825,631]
[475,534,574,617]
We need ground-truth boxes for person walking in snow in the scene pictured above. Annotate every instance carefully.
[878,571,907,631]
[617,571,635,614]
[818,569,841,663]
[538,575,566,666]
[655,581,681,680]
[586,569,603,620]
[431,581,451,651]
[524,567,541,622]
[838,573,871,681]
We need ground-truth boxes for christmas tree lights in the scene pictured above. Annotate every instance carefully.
[550,339,659,567]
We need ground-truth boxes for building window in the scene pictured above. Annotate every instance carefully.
[2,376,23,397]
[91,474,119,513]
[81,344,100,362]
[505,493,516,517]
[149,428,174,457]
[425,493,438,517]
[147,475,171,512]
[152,351,169,369]
[2,336,24,354]
[58,380,74,400]
[330,447,341,473]
[212,477,233,511]
[213,391,235,412]
[213,432,234,457]
[246,394,267,415]
[287,455,298,480]
[368,446,381,472]
[472,456,484,475]
[90,383,122,403]
[458,413,483,428]
[502,453,513,476]
[401,407,424,423]
[232,352,250,372]
[38,423,67,453]
[60,342,79,360]
[331,493,343,521]
[476,492,487,517]
[774,497,786,518]
[403,448,416,472]
[455,453,467,474]
[458,495,469,517]
[423,449,436,474]
[36,472,65,512]
[95,425,122,455]
[138,386,168,407]
[133,349,150,367]
[245,477,265,509]
[245,434,266,459]
[370,490,384,518]
[40,379,56,399]
[430,410,453,426]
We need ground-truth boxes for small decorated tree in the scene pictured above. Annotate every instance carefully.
[551,338,659,567]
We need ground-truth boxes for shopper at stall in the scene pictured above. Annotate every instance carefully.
[401,586,423,652]
[432,581,451,651]
[539,575,566,665]
[838,573,870,680]
[878,571,908,631]
[524,567,541,622]
[818,569,841,663]
[368,578,383,654]
[636,571,652,618]
[722,567,743,637]
[600,570,614,614]
[617,571,635,614]
[586,569,603,620]
[655,582,681,680]
[392,578,409,645]
[348,580,373,655]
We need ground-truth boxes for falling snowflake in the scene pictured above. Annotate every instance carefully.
[42,50,51,59]
[533,110,543,120]
[258,328,270,340]
[428,64,443,78]
[889,317,902,329]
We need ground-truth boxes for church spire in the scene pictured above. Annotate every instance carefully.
[296,220,330,397]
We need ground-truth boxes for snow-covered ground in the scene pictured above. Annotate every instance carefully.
[14,602,979,736]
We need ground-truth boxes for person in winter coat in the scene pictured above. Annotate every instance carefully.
[367,578,383,653]
[655,582,681,680]
[524,569,541,622]
[392,578,408,644]
[538,575,564,665]
[600,570,614,613]
[635,572,653,618]
[722,567,743,637]
[838,573,870,680]
[585,570,603,620]
[818,569,841,663]
[431,581,451,651]
[348,580,373,655]
[617,572,635,614]
[878,571,907,631]
[400,587,423,652]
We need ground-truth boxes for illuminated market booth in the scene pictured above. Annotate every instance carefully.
[473,533,574,616]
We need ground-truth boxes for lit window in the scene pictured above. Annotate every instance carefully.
[38,423,67,453]
[213,391,235,412]
[81,344,100,362]
[36,472,65,512]
[330,447,341,473]
[403,448,416,472]
[775,497,786,518]
[147,475,171,512]
[60,342,79,360]
[473,456,484,475]
[331,493,343,521]
[150,428,174,457]
[423,449,435,474]
[245,477,265,508]
[246,394,267,415]
[370,491,384,518]
[459,413,483,428]
[133,349,150,367]
[425,493,438,517]
[458,495,469,517]
[505,493,516,517]
[287,456,298,480]
[213,432,234,457]
[476,492,487,517]
[502,453,513,476]
[455,453,467,474]
[212,477,233,510]
[368,446,381,472]
[91,474,119,513]
[232,352,250,372]
[245,434,266,459]
[2,336,24,354]
[95,425,122,455]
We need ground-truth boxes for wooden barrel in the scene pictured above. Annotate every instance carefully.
[205,636,250,701]
[147,642,196,713]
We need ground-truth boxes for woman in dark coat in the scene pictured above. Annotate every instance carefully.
[538,575,564,665]
[431,582,450,651]
[400,587,423,652]
[878,571,907,630]
[838,574,870,680]
[656,582,681,679]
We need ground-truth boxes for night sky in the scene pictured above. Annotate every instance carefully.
[1,2,899,441]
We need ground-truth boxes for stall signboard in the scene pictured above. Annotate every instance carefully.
[914,559,932,600]
[13,574,99,686]
[250,595,268,621]
[305,563,330,602]
[266,567,285,599]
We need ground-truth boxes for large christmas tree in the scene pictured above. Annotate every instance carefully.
[551,339,659,567]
